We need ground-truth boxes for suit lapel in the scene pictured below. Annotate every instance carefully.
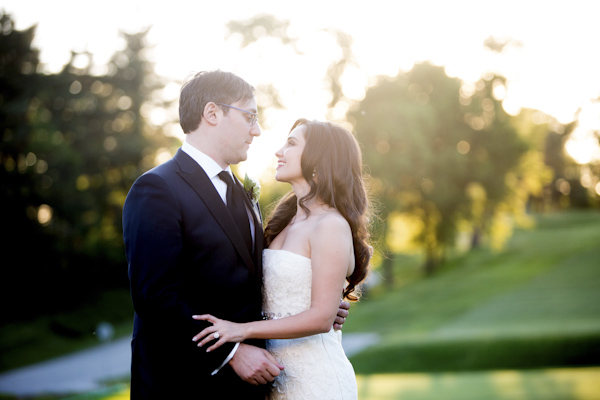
[234,177,265,285]
[174,150,255,274]
[233,176,263,243]
[253,203,265,284]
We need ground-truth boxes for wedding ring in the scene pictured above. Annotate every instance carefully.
[213,332,220,339]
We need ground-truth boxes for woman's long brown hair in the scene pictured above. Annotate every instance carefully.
[264,119,372,301]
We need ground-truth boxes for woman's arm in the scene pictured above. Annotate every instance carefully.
[192,214,353,352]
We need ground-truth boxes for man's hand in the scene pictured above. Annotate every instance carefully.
[334,300,350,330]
[229,343,284,385]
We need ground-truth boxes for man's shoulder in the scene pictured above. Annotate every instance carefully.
[126,160,178,201]
[136,156,180,182]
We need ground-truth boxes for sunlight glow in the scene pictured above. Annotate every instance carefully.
[104,136,118,151]
[492,80,507,100]
[37,204,53,226]
[340,66,368,100]
[457,141,471,154]
[565,128,600,164]
[155,148,173,165]
[3,1,600,176]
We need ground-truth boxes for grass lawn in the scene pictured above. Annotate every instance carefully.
[355,367,600,400]
[50,367,600,400]
[345,210,600,372]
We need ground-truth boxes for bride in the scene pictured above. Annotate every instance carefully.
[193,118,372,399]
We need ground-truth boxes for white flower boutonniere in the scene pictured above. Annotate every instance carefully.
[243,173,261,205]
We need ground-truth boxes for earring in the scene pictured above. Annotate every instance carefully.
[312,170,316,178]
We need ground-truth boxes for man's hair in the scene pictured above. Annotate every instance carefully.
[179,70,255,133]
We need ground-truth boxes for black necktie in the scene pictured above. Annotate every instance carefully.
[218,171,252,254]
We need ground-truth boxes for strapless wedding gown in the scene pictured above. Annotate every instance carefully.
[262,249,358,400]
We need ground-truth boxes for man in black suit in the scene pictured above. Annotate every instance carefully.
[123,70,349,399]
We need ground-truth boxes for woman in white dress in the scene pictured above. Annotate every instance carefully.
[193,118,372,399]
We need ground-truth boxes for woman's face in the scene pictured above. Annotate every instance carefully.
[274,125,307,184]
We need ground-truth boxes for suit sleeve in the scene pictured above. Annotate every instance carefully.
[123,172,235,369]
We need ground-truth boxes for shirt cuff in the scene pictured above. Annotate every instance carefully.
[211,342,240,376]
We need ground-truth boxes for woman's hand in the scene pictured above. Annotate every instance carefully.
[192,314,248,352]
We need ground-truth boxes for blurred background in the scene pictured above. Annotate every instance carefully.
[1,1,599,399]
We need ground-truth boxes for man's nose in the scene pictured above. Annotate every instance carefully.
[250,122,261,136]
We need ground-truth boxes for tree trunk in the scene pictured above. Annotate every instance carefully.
[471,227,481,249]
[423,246,438,276]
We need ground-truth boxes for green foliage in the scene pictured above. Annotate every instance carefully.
[345,210,600,372]
[0,13,175,321]
[349,63,535,273]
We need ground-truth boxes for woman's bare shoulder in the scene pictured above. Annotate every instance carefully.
[313,210,351,237]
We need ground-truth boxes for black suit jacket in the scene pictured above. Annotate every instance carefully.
[123,149,266,399]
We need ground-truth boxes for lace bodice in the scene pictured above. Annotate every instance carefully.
[262,249,357,400]
[262,249,312,320]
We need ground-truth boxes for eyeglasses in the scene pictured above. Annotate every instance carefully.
[217,103,259,126]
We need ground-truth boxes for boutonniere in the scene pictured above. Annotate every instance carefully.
[243,173,261,205]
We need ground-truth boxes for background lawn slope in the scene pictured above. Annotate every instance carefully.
[345,211,600,373]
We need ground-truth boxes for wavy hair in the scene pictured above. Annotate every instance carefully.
[264,119,372,301]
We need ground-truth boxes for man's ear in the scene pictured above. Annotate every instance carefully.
[202,102,220,126]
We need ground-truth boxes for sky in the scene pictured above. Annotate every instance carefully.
[3,0,600,176]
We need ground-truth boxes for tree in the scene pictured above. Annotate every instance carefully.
[510,108,587,211]
[0,13,174,320]
[0,13,52,318]
[349,63,530,275]
[457,74,535,250]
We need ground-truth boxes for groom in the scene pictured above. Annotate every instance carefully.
[123,70,349,399]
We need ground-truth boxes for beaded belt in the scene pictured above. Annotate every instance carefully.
[261,311,293,320]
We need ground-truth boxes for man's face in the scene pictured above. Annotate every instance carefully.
[218,97,261,166]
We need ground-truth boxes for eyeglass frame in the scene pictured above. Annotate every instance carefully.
[216,103,259,126]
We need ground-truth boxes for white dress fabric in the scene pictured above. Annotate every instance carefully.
[262,249,358,400]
